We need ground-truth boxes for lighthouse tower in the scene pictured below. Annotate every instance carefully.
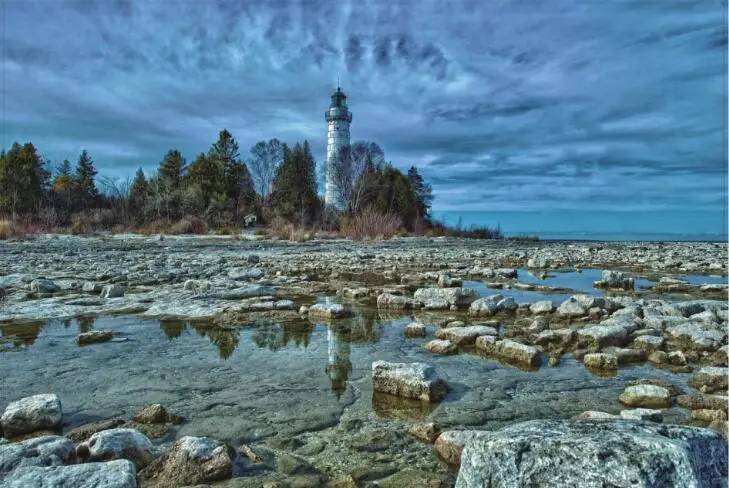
[325,85,353,208]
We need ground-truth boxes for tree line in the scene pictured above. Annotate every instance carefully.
[0,129,433,234]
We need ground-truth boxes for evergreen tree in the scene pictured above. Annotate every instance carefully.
[186,152,225,212]
[51,159,74,221]
[407,166,433,221]
[73,150,99,211]
[129,168,149,222]
[209,129,255,220]
[158,150,186,190]
[270,141,320,224]
[0,142,46,217]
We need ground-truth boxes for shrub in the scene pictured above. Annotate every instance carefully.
[340,207,402,240]
[0,220,10,240]
[71,216,90,235]
[168,216,207,235]
[425,219,504,240]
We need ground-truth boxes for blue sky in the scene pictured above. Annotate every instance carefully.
[3,0,727,218]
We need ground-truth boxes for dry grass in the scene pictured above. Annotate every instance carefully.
[266,216,311,242]
[0,220,11,240]
[168,217,208,235]
[425,219,505,240]
[340,207,402,240]
[71,216,90,235]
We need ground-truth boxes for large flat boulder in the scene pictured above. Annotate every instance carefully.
[138,436,233,487]
[414,287,479,309]
[456,419,728,488]
[0,435,75,475]
[1,394,62,438]
[76,428,153,469]
[435,325,497,346]
[371,361,448,402]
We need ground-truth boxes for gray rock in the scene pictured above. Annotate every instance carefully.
[583,353,618,372]
[557,296,588,318]
[139,436,233,486]
[371,361,448,402]
[434,430,488,465]
[620,408,663,422]
[376,293,418,310]
[227,267,264,281]
[529,300,554,315]
[456,419,728,488]
[414,287,479,309]
[307,303,349,319]
[76,428,153,469]
[1,394,62,437]
[30,278,60,294]
[633,334,664,350]
[593,270,634,291]
[404,322,426,338]
[82,281,103,293]
[475,337,541,367]
[0,435,75,475]
[435,325,497,346]
[424,339,458,355]
[3,459,137,488]
[100,284,125,298]
[77,330,115,345]
[618,385,672,408]
[688,367,729,394]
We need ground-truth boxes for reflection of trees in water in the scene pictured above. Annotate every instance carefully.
[326,325,352,399]
[76,316,96,334]
[63,319,72,329]
[252,319,315,352]
[0,321,44,347]
[190,323,240,360]
[159,319,186,339]
[335,311,383,344]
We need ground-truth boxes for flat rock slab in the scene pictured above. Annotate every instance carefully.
[3,459,137,488]
[456,419,728,488]
[372,361,448,402]
[0,435,75,475]
[435,325,497,346]
[475,337,542,368]
[618,385,673,408]
[688,367,729,394]
[76,428,153,469]
[424,339,458,355]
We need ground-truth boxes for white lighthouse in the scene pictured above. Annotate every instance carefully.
[325,86,353,208]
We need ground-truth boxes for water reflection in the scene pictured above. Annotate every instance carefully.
[371,391,440,420]
[325,324,353,399]
[0,321,44,348]
[190,323,240,360]
[252,320,316,352]
[77,316,96,334]
[160,319,186,339]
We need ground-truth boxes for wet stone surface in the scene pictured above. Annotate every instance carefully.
[0,235,727,485]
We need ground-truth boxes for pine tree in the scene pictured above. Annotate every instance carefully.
[51,159,74,221]
[407,166,433,221]
[158,150,186,190]
[73,150,99,211]
[129,168,149,223]
[270,142,320,225]
[186,152,225,212]
[0,142,46,217]
[209,129,255,220]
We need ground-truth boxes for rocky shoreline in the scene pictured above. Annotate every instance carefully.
[1,234,727,486]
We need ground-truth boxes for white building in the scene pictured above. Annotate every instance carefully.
[324,86,353,209]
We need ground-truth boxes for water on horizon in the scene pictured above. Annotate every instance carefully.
[433,209,728,242]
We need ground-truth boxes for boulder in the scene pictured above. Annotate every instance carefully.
[475,337,541,368]
[676,394,728,413]
[77,330,115,345]
[371,361,448,402]
[619,408,663,422]
[456,420,728,488]
[633,334,664,350]
[76,428,153,469]
[434,430,487,466]
[82,282,103,293]
[307,303,349,319]
[100,284,125,298]
[557,296,588,318]
[618,385,672,408]
[414,287,479,309]
[132,404,169,424]
[593,270,634,291]
[435,325,497,346]
[424,339,458,355]
[67,419,126,443]
[376,293,419,310]
[404,322,426,338]
[529,301,554,315]
[138,436,234,487]
[29,278,60,294]
[688,367,729,394]
[437,271,462,288]
[469,295,512,317]
[666,323,726,351]
[3,459,137,488]
[1,394,62,438]
[0,435,75,475]
[583,353,618,372]
[407,422,443,444]
[534,329,574,347]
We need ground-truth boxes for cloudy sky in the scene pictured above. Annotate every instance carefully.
[3,0,727,221]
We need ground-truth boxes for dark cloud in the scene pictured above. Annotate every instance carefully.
[3,0,725,216]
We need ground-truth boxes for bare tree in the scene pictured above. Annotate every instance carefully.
[98,175,132,226]
[249,139,283,202]
[329,141,385,212]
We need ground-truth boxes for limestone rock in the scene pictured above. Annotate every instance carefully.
[132,404,169,424]
[688,367,728,394]
[575,411,619,420]
[30,278,60,294]
[307,303,349,319]
[618,385,672,408]
[456,419,728,488]
[529,300,554,315]
[434,430,487,466]
[407,422,443,444]
[424,339,458,355]
[475,337,541,368]
[3,459,137,488]
[66,419,126,443]
[138,436,234,487]
[371,361,448,402]
[0,435,75,475]
[435,325,497,346]
[619,408,663,422]
[76,428,153,469]
[82,281,103,293]
[583,353,618,372]
[404,322,426,338]
[414,287,479,309]
[77,330,115,345]
[1,394,62,438]
[100,284,125,298]
[376,293,418,310]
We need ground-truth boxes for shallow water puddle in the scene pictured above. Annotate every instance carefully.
[0,311,693,445]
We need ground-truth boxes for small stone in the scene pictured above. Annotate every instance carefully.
[77,330,115,345]
[583,353,618,372]
[424,339,458,355]
[618,385,672,408]
[404,323,426,338]
[132,404,168,424]
[1,394,62,438]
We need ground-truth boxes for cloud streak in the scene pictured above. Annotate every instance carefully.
[3,0,726,218]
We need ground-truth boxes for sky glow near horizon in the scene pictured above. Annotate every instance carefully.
[3,0,727,216]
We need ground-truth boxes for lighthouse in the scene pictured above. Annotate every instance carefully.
[325,85,353,208]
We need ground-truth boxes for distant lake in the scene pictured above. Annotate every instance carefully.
[433,209,728,242]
